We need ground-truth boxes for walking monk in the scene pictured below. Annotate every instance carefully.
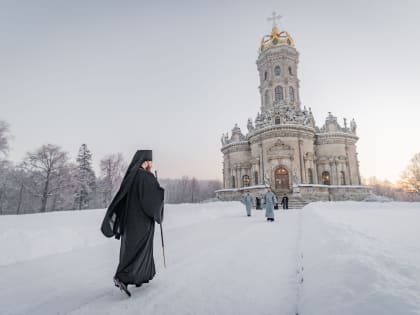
[101,150,164,297]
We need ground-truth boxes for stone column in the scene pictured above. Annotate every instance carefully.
[345,141,352,185]
[317,163,322,184]
[335,159,340,185]
[329,161,335,185]
[298,138,304,183]
[259,139,265,185]
[331,160,338,185]
[222,163,225,188]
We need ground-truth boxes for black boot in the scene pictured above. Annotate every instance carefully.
[114,277,131,297]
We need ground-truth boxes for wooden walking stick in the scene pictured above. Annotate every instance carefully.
[155,170,167,268]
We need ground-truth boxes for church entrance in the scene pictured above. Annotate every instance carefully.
[274,167,290,191]
[322,171,330,185]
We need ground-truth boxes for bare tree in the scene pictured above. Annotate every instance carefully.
[98,153,126,207]
[0,120,11,159]
[365,176,420,201]
[21,144,70,212]
[191,177,199,203]
[199,179,222,201]
[9,167,28,214]
[400,153,420,196]
[0,160,11,214]
[50,163,78,211]
[180,176,191,203]
[159,177,222,204]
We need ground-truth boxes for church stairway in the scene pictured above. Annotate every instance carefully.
[278,195,310,210]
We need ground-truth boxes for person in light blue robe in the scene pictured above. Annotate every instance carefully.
[242,192,253,217]
[264,188,278,222]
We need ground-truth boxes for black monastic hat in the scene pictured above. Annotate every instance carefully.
[123,150,153,180]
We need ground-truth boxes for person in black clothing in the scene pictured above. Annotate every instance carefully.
[281,195,289,210]
[101,150,164,297]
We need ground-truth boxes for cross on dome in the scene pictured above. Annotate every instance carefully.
[267,12,282,27]
[260,12,295,52]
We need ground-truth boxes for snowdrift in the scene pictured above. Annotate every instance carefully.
[0,201,238,266]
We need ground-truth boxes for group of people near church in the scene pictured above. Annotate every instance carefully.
[242,189,289,221]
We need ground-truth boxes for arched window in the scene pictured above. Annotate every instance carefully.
[322,171,330,185]
[274,86,284,101]
[242,175,250,187]
[264,71,268,81]
[288,66,293,75]
[308,168,313,184]
[232,176,236,188]
[274,65,281,76]
[289,86,295,103]
[264,90,270,106]
[275,116,281,125]
[254,171,259,185]
[340,171,346,185]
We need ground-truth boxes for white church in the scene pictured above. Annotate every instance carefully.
[216,15,370,206]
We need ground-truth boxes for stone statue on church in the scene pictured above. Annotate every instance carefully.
[221,133,229,146]
[350,118,357,134]
[285,107,296,122]
[247,118,254,132]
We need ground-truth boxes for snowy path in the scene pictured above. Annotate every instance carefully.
[0,204,300,315]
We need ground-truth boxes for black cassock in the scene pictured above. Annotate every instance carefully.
[101,153,164,286]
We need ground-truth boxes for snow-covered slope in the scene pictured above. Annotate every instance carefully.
[0,202,241,266]
[1,201,419,315]
[297,201,420,315]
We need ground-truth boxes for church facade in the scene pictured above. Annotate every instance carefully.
[216,21,370,203]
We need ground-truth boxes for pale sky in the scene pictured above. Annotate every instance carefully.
[1,0,419,182]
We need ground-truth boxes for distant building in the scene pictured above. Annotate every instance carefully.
[216,18,370,204]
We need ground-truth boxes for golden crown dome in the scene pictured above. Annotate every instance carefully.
[259,26,295,53]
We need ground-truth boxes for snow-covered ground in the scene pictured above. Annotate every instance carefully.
[0,201,419,315]
[298,202,420,315]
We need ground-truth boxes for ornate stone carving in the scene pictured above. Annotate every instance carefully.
[267,140,294,159]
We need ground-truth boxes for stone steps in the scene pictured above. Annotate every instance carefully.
[279,196,310,210]
[253,194,311,210]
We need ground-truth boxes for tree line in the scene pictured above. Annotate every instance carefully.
[1,119,419,213]
[361,153,420,202]
[0,120,221,214]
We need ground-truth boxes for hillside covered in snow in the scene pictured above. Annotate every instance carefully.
[1,201,419,315]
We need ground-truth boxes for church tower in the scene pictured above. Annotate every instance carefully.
[257,13,301,113]
[217,14,369,204]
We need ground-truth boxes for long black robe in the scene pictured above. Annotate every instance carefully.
[101,164,164,285]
